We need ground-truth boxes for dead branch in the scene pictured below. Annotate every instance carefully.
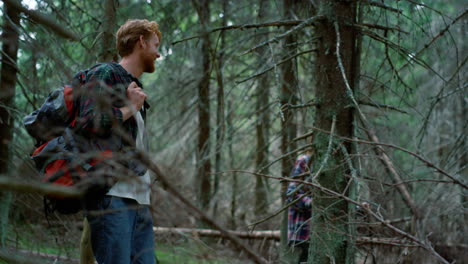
[398,8,468,73]
[156,227,465,252]
[366,130,421,219]
[241,15,325,55]
[258,143,314,173]
[282,100,317,110]
[353,23,408,34]
[361,28,447,83]
[172,19,307,45]
[154,227,280,241]
[137,153,268,264]
[224,170,450,264]
[247,192,311,228]
[356,237,418,247]
[3,0,79,41]
[358,100,409,114]
[296,127,467,189]
[334,22,421,218]
[237,48,317,84]
[362,0,403,14]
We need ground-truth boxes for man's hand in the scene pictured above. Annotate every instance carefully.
[120,82,146,121]
[127,82,146,111]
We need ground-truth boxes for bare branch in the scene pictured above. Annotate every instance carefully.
[137,153,268,264]
[237,48,317,84]
[225,170,450,264]
[241,15,325,55]
[399,8,468,72]
[358,100,409,114]
[361,28,447,83]
[354,23,409,34]
[296,127,467,189]
[173,19,310,45]
[362,0,403,14]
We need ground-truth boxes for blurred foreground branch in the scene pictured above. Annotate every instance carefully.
[0,175,83,197]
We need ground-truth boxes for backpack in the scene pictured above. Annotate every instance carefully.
[24,70,114,214]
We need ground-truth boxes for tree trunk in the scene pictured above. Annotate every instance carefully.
[99,0,118,62]
[254,0,270,220]
[0,0,20,247]
[279,0,300,262]
[192,0,212,210]
[309,1,359,263]
[213,0,228,216]
[227,99,238,229]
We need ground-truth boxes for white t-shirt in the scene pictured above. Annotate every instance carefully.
[107,111,151,205]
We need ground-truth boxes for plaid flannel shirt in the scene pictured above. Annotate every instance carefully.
[75,62,149,176]
[286,154,312,244]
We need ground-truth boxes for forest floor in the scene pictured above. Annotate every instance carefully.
[4,223,253,264]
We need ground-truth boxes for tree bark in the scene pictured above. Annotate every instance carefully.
[309,1,359,263]
[213,0,228,217]
[254,0,270,220]
[192,0,212,210]
[99,0,118,62]
[0,0,20,247]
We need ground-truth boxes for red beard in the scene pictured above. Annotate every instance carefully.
[142,53,155,73]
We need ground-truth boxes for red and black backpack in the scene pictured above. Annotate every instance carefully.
[24,70,113,214]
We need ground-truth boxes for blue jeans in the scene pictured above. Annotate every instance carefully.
[86,196,156,264]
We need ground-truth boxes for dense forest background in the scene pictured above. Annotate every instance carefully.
[0,0,466,263]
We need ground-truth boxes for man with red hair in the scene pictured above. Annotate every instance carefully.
[78,19,161,264]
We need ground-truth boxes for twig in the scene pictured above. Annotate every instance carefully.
[361,28,447,83]
[384,30,414,93]
[358,100,408,114]
[241,15,325,55]
[172,19,306,45]
[224,170,450,264]
[329,19,425,218]
[356,237,418,247]
[398,8,468,73]
[418,55,468,141]
[354,22,408,34]
[258,143,314,173]
[237,48,317,84]
[281,100,317,111]
[295,127,467,189]
[247,192,311,228]
[363,0,402,14]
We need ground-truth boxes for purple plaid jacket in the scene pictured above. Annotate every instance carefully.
[286,154,312,244]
